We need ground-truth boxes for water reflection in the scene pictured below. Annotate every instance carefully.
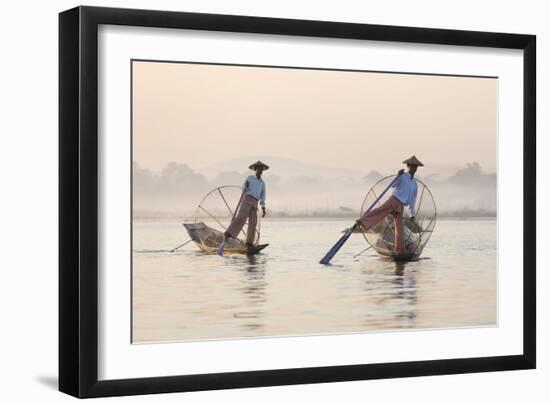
[361,259,418,329]
[393,261,417,322]
[233,254,268,332]
[132,219,497,342]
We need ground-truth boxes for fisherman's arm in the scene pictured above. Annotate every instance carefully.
[260,184,266,217]
[409,185,417,219]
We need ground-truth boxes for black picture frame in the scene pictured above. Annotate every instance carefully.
[59,5,536,398]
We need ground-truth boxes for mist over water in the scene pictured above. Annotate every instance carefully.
[133,158,496,218]
[132,218,496,343]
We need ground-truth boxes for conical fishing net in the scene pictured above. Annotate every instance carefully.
[360,175,436,259]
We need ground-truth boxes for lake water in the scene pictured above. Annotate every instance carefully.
[132,218,496,343]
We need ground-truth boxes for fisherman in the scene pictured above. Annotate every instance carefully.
[223,161,268,251]
[356,155,424,255]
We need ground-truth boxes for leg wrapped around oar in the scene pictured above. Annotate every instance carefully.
[357,195,405,254]
[219,194,258,256]
[225,195,258,241]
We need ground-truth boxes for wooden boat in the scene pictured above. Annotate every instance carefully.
[373,226,422,260]
[183,222,268,255]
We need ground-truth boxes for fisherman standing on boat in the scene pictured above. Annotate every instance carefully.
[356,155,424,255]
[223,161,268,250]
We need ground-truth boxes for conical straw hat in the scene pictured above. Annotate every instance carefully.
[402,155,424,167]
[249,160,270,170]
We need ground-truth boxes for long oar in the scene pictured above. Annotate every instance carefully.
[217,190,246,256]
[319,173,402,265]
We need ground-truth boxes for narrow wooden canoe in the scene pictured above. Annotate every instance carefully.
[196,242,269,255]
[183,222,268,255]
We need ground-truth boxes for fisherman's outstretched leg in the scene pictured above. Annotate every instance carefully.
[357,198,394,231]
[357,196,406,254]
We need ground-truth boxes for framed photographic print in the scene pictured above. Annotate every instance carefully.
[59,6,536,398]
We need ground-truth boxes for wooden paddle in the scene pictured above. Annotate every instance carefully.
[319,173,402,265]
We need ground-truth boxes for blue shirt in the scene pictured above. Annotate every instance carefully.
[392,173,418,217]
[243,175,266,208]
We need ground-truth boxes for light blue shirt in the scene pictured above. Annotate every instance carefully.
[243,175,266,208]
[392,173,418,217]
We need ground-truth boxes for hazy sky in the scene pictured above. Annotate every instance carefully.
[132,61,497,174]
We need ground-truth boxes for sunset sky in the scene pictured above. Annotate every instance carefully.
[132,60,497,175]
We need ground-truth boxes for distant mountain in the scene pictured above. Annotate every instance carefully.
[199,156,469,182]
[199,155,358,180]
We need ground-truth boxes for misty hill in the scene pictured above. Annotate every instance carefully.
[201,156,464,182]
[199,156,357,181]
